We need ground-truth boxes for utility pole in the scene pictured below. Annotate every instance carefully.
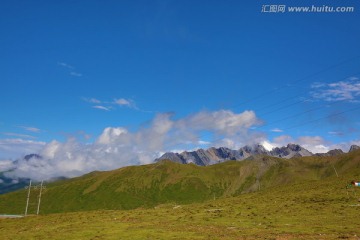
[25,180,32,216]
[332,164,339,177]
[36,181,44,215]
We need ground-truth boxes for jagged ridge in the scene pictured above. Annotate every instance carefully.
[156,144,359,166]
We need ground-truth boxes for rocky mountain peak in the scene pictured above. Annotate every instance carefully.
[156,143,315,165]
[349,145,360,152]
[287,143,302,151]
[24,154,42,161]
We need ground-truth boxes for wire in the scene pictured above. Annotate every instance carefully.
[244,71,360,121]
[258,100,342,128]
[282,105,360,131]
[230,55,360,109]
[253,72,359,115]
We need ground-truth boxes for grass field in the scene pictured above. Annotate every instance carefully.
[1,174,360,239]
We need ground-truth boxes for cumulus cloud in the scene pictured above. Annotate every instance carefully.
[311,77,360,102]
[97,127,128,144]
[174,110,264,149]
[5,110,262,180]
[176,110,262,136]
[3,108,359,181]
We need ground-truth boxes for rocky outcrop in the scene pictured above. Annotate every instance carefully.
[349,145,360,152]
[156,143,315,165]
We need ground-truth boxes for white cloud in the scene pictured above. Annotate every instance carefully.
[272,135,293,146]
[0,160,14,172]
[297,136,330,153]
[269,135,330,153]
[175,110,264,149]
[114,98,131,106]
[328,140,360,153]
[70,71,82,77]
[97,127,128,144]
[297,136,325,146]
[176,110,262,136]
[58,62,74,69]
[82,97,154,113]
[0,138,46,159]
[198,140,210,145]
[3,133,36,139]
[5,110,262,180]
[4,107,359,181]
[83,97,145,112]
[311,82,326,88]
[270,128,283,133]
[18,126,41,133]
[311,77,360,102]
[93,106,111,111]
[114,98,138,110]
[58,62,82,77]
[268,135,359,153]
[83,98,101,104]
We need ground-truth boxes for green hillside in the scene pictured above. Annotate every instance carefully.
[1,166,360,239]
[1,149,360,215]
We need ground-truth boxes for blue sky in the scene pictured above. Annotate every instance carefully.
[1,0,360,177]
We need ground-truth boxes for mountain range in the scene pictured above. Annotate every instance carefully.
[1,147,360,214]
[1,143,359,195]
[155,143,360,166]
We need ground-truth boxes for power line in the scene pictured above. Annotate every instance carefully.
[197,97,359,145]
[230,55,360,109]
[282,105,360,131]
[229,72,359,130]
[247,71,360,117]
[260,101,341,128]
[177,59,360,147]
[259,98,309,117]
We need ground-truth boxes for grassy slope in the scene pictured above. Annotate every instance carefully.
[1,174,360,239]
[1,150,360,215]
